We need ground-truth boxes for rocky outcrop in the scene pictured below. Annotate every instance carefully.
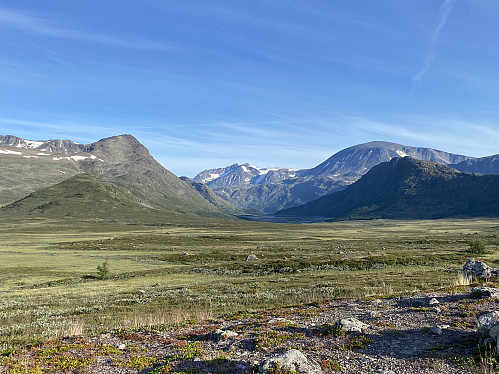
[462,259,498,280]
[477,311,499,342]
[471,286,499,299]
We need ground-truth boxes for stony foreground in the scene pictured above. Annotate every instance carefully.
[1,289,497,374]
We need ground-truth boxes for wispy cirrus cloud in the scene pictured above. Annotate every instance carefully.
[0,6,170,50]
[412,0,458,83]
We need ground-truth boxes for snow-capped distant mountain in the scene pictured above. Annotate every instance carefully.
[0,135,85,154]
[194,141,481,213]
[193,163,300,189]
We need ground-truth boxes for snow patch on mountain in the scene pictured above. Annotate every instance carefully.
[0,149,23,155]
[52,155,98,162]
[16,140,45,149]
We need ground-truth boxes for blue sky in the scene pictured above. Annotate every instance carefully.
[0,0,497,177]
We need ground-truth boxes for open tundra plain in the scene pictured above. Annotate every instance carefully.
[0,217,498,373]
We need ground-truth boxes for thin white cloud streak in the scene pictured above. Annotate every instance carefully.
[0,6,171,50]
[412,0,457,83]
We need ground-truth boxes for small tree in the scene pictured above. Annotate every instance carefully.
[468,239,486,255]
[97,260,110,280]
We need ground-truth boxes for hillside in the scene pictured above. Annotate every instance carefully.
[0,174,169,222]
[277,157,499,219]
[0,134,231,218]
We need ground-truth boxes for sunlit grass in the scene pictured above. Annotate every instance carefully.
[0,217,497,348]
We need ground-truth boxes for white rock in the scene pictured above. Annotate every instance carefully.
[210,328,239,341]
[428,298,439,306]
[259,349,322,374]
[335,317,368,333]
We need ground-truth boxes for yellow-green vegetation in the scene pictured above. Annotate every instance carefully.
[255,330,306,351]
[338,335,371,351]
[0,217,498,349]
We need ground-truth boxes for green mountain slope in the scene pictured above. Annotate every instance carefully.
[0,174,170,222]
[277,157,499,220]
[0,134,232,219]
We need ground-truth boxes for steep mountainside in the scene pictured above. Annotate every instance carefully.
[193,163,298,189]
[277,157,499,220]
[0,134,231,218]
[0,174,169,222]
[179,177,248,215]
[450,154,499,175]
[196,141,474,213]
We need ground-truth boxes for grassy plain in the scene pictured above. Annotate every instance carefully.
[0,216,498,349]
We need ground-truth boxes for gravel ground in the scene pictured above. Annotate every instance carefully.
[2,290,497,373]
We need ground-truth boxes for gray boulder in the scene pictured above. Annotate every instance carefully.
[462,259,498,280]
[246,254,258,261]
[477,311,499,338]
[210,328,239,341]
[489,324,499,342]
[471,286,499,299]
[335,317,368,333]
[259,349,322,374]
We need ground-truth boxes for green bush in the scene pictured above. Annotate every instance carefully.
[96,261,110,280]
[468,239,486,255]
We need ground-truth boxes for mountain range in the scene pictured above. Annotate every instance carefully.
[1,135,498,222]
[194,141,498,213]
[276,157,499,220]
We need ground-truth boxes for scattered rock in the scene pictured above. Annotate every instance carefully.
[428,298,439,306]
[259,349,322,374]
[118,344,126,350]
[471,286,499,299]
[210,329,239,341]
[477,311,499,338]
[335,317,368,333]
[462,259,498,280]
[429,326,442,335]
[246,254,258,261]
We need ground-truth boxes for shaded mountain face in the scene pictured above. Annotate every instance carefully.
[179,176,247,215]
[194,141,474,213]
[277,157,499,220]
[0,134,230,218]
[450,155,499,175]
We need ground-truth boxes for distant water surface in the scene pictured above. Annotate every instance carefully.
[237,215,331,224]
